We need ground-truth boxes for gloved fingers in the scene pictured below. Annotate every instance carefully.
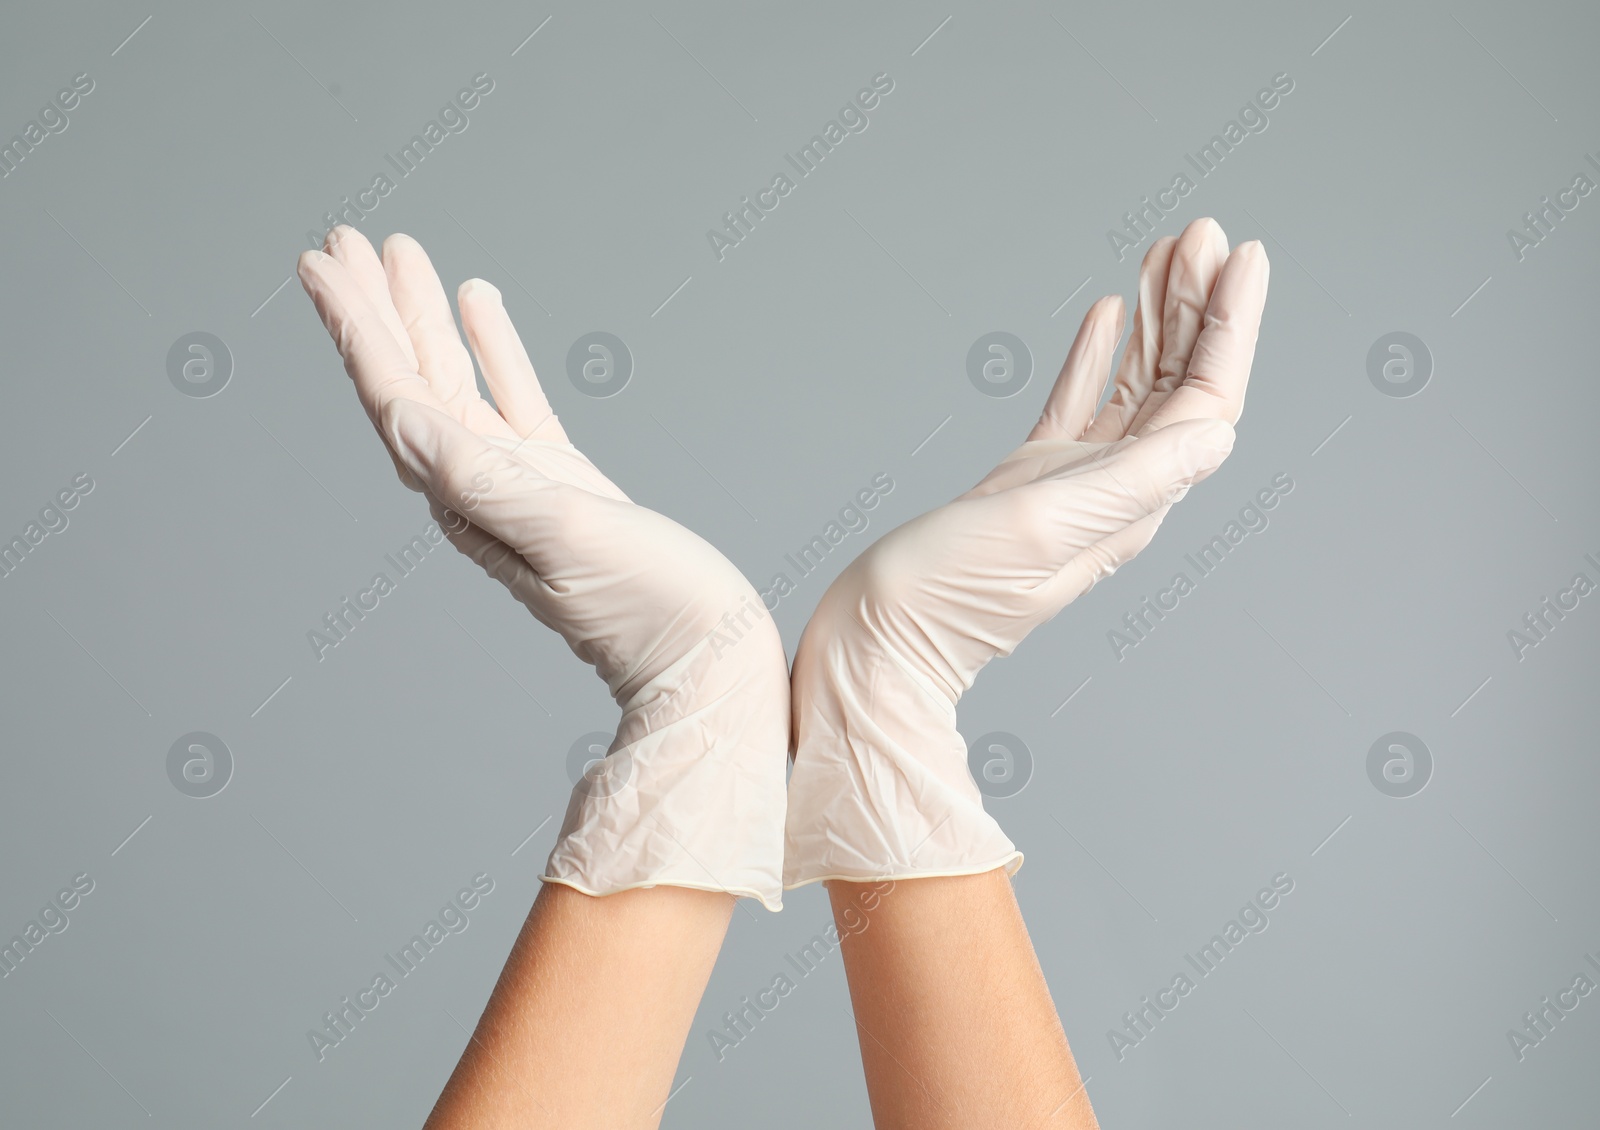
[1126,218,1230,436]
[382,396,588,580]
[452,279,628,501]
[969,296,1122,494]
[1082,236,1175,442]
[382,234,520,442]
[297,246,454,460]
[322,225,419,372]
[1135,240,1269,435]
[1016,417,1235,566]
[1026,294,1124,443]
[451,281,630,502]
[456,277,570,446]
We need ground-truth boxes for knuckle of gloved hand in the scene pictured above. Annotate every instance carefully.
[1185,343,1245,394]
[1152,361,1186,390]
[476,538,523,586]
[436,497,472,535]
[1079,540,1122,584]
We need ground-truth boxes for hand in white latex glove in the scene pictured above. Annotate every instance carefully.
[298,227,789,910]
[784,218,1269,886]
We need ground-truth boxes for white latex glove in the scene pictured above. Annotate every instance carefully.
[298,227,789,910]
[784,218,1269,886]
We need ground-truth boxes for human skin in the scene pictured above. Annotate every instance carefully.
[423,883,732,1129]
[829,871,1097,1130]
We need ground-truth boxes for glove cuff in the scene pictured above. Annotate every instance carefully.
[543,618,789,910]
[783,643,1021,887]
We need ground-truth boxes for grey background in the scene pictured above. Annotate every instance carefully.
[1,0,1596,1125]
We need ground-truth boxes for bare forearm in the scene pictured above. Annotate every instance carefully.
[829,871,1098,1130]
[424,883,733,1130]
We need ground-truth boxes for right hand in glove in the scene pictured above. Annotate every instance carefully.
[298,228,790,911]
[784,218,1269,887]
